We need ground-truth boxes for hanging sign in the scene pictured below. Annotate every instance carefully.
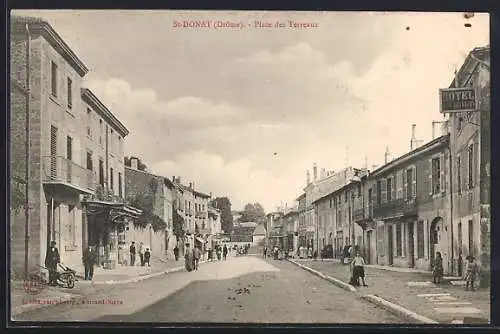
[439,87,478,113]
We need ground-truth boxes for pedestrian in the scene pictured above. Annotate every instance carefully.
[433,252,444,284]
[263,246,267,258]
[45,241,60,286]
[193,246,201,270]
[216,245,222,261]
[350,251,368,287]
[173,245,179,261]
[82,246,96,280]
[464,255,480,291]
[129,241,136,266]
[307,247,312,259]
[223,244,228,260]
[138,242,145,266]
[184,243,194,272]
[144,248,151,267]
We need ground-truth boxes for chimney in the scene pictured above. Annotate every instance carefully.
[410,124,417,150]
[306,170,311,184]
[177,176,182,184]
[364,155,368,170]
[313,163,318,180]
[189,182,193,189]
[321,168,326,179]
[210,192,213,198]
[172,176,176,183]
[130,157,139,170]
[384,146,391,164]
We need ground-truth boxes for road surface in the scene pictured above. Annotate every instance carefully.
[14,256,402,324]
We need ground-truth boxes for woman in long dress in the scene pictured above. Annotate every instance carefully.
[184,244,194,272]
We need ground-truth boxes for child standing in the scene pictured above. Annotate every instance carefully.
[464,256,480,291]
[144,248,151,267]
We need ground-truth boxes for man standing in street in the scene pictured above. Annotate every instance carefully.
[173,245,179,261]
[129,241,136,266]
[139,241,145,266]
[45,241,60,286]
[193,245,201,270]
[223,244,228,260]
[82,246,96,280]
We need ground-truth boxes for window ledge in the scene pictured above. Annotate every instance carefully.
[49,94,60,106]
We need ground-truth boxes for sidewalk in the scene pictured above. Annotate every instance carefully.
[297,260,490,324]
[11,258,207,317]
[76,258,185,284]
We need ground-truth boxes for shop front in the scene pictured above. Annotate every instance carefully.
[83,199,142,269]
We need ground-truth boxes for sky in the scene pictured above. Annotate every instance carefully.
[13,10,489,212]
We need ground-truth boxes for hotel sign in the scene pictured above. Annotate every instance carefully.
[439,87,478,113]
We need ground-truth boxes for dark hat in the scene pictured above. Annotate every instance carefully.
[50,241,56,245]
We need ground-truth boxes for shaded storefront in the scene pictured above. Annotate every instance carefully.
[83,199,142,269]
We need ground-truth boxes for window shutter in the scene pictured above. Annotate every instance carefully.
[440,154,445,194]
[373,182,378,206]
[396,170,403,199]
[403,170,408,200]
[381,179,387,203]
[412,166,417,198]
[391,176,396,201]
[428,158,433,195]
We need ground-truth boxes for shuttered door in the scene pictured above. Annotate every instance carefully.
[50,125,57,179]
[412,167,417,198]
[66,136,73,183]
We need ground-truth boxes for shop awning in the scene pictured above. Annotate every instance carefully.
[82,199,143,223]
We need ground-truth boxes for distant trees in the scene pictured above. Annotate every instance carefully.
[124,156,148,171]
[210,197,234,234]
[240,202,266,223]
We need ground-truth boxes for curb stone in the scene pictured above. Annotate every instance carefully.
[288,259,357,292]
[361,294,438,324]
[289,259,439,324]
[93,260,207,285]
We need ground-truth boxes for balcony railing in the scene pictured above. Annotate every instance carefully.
[354,205,373,222]
[195,210,208,219]
[42,156,96,193]
[373,198,418,220]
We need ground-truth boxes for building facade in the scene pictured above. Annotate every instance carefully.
[368,135,451,273]
[10,16,139,277]
[297,193,307,248]
[124,164,175,261]
[447,46,490,279]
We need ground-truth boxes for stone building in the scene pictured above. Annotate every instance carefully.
[296,193,307,248]
[446,46,490,280]
[10,16,139,277]
[124,163,175,261]
[369,134,451,273]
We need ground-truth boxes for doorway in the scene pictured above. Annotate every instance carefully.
[387,225,394,265]
[408,221,415,268]
[366,230,372,264]
[430,217,448,274]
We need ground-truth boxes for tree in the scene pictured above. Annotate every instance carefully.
[124,156,148,171]
[173,209,185,239]
[210,197,233,234]
[240,202,266,223]
[127,193,167,232]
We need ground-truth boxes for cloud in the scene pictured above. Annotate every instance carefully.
[151,151,305,212]
[81,12,489,211]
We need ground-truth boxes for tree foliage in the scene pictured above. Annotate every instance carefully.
[127,193,167,232]
[240,202,266,223]
[173,209,185,239]
[124,156,148,171]
[210,197,233,234]
[11,182,25,214]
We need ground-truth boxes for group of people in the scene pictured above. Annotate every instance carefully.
[433,251,481,291]
[45,241,97,284]
[129,241,151,267]
[184,243,202,271]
